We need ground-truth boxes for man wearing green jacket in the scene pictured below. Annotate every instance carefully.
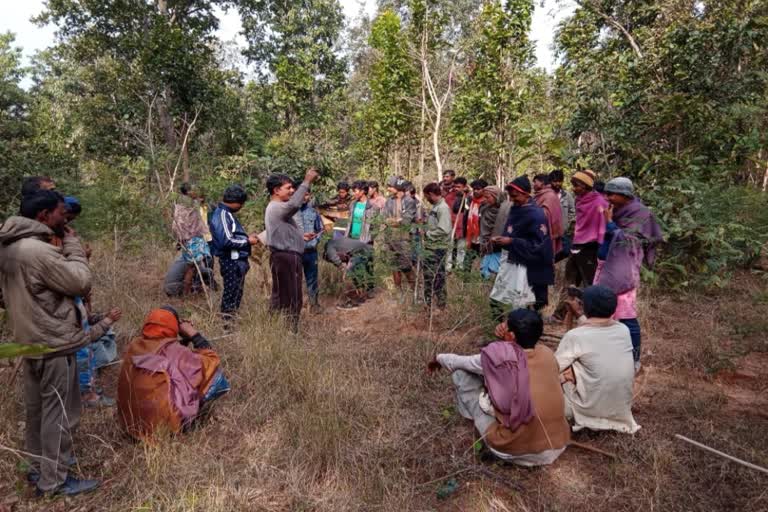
[0,190,108,496]
[422,182,452,310]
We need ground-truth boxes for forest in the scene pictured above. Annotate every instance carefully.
[1,0,767,282]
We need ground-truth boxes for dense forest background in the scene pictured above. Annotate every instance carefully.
[2,0,767,285]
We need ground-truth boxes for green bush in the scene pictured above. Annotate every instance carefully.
[645,179,768,287]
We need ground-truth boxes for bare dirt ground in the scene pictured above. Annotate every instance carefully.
[1,242,767,511]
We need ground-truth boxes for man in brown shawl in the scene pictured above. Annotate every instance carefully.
[533,174,564,255]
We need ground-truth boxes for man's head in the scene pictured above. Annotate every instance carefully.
[337,181,350,199]
[442,169,456,186]
[506,309,543,349]
[571,170,596,197]
[21,176,56,198]
[406,182,417,197]
[224,183,249,211]
[423,182,442,205]
[368,181,380,197]
[548,169,564,192]
[386,176,407,196]
[533,173,549,192]
[483,186,502,207]
[604,177,635,208]
[470,179,488,199]
[582,286,618,319]
[453,177,468,194]
[179,182,203,200]
[505,176,532,206]
[20,190,68,237]
[351,180,369,201]
[63,196,82,222]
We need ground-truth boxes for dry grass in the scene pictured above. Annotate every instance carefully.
[1,243,768,511]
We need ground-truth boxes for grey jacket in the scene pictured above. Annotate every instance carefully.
[0,217,110,356]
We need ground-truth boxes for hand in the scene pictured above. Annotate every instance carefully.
[427,357,442,374]
[561,367,576,384]
[491,236,512,246]
[494,322,509,340]
[178,320,198,339]
[303,232,317,241]
[107,307,122,322]
[84,243,93,259]
[604,204,614,223]
[305,167,320,183]
[63,225,77,237]
[565,297,584,318]
[248,234,260,245]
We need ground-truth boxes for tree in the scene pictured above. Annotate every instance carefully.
[36,0,240,190]
[450,0,535,185]
[0,32,32,211]
[361,10,419,174]
[238,0,347,130]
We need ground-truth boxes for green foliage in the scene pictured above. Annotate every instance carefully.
[239,0,347,130]
[449,0,535,180]
[360,10,419,167]
[0,33,33,214]
[0,343,54,359]
[645,181,768,287]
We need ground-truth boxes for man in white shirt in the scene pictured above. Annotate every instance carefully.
[555,285,640,434]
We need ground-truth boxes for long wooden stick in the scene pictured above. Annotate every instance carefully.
[675,434,768,475]
[569,440,617,459]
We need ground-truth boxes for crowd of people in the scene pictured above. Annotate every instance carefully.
[0,166,663,497]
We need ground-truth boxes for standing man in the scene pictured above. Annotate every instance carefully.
[0,191,109,496]
[209,185,258,326]
[367,180,387,210]
[549,169,575,262]
[446,177,468,272]
[265,168,320,332]
[462,179,489,274]
[553,170,607,320]
[422,183,452,311]
[173,183,212,296]
[489,176,554,319]
[345,180,379,244]
[596,178,663,371]
[382,176,418,291]
[533,174,564,255]
[293,187,324,314]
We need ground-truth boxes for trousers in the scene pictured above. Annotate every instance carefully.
[219,258,249,316]
[24,354,80,491]
[302,250,319,306]
[423,248,447,308]
[269,249,303,331]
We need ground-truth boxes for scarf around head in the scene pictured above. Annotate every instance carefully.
[573,191,608,245]
[141,309,180,339]
[596,199,664,294]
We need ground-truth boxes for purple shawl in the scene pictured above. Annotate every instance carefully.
[573,191,608,245]
[480,341,534,430]
[597,199,664,294]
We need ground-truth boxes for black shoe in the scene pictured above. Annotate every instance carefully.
[36,475,100,497]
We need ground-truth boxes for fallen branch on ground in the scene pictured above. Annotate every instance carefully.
[675,434,768,475]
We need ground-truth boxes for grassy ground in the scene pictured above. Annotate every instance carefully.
[1,241,767,511]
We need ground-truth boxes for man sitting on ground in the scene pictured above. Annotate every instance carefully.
[117,306,229,441]
[428,309,570,466]
[555,285,640,434]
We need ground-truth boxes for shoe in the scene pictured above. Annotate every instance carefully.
[83,394,116,408]
[36,475,100,497]
[634,361,642,374]
[366,289,376,300]
[310,304,322,315]
[27,470,39,485]
[336,300,360,311]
